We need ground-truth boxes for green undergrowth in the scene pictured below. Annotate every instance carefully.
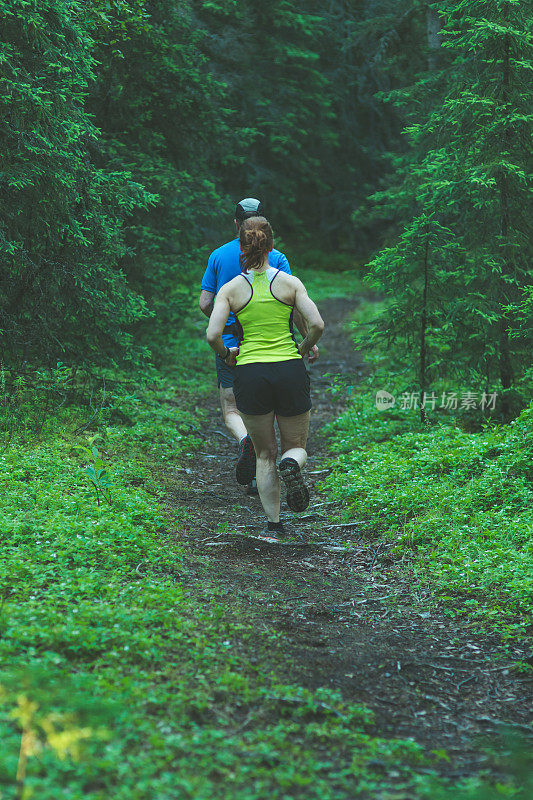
[324,302,533,641]
[1,279,530,797]
[0,388,447,799]
[2,426,528,799]
[0,346,432,798]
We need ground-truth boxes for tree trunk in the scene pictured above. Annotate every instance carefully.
[426,6,442,70]
[498,16,514,418]
[420,7,439,422]
[419,233,430,424]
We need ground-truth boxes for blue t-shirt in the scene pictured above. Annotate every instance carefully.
[201,238,291,347]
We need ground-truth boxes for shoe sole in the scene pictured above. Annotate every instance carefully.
[236,438,256,485]
[279,458,310,512]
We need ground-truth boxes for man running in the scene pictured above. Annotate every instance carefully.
[199,198,317,493]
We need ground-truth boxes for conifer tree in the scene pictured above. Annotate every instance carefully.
[0,0,151,368]
[86,0,233,334]
[361,0,532,420]
[322,0,426,252]
[192,1,335,236]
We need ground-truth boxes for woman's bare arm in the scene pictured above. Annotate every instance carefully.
[293,279,324,356]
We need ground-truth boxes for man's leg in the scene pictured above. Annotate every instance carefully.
[217,356,258,490]
[220,385,257,491]
[240,412,280,522]
[219,386,247,442]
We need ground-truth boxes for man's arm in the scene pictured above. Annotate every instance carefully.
[199,251,217,317]
[199,289,215,317]
[206,288,238,365]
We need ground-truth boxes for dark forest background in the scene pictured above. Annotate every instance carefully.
[1,0,531,417]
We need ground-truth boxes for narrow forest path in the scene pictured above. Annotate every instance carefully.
[164,296,531,782]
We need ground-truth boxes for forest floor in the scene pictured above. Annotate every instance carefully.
[161,295,531,786]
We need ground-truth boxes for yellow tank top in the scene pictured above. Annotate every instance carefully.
[235,268,301,365]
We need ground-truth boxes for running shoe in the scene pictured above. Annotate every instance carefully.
[267,520,285,536]
[236,435,256,485]
[249,532,282,543]
[246,477,259,496]
[278,457,310,512]
[250,521,285,543]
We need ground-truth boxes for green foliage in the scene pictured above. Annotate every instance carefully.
[360,0,533,416]
[0,275,529,797]
[291,267,365,302]
[325,392,533,630]
[86,0,233,337]
[0,0,152,369]
[192,0,412,250]
[1,0,530,384]
[319,0,427,251]
[0,381,437,800]
[1,0,531,786]
[3,0,407,368]
[75,436,112,505]
[194,1,334,236]
[416,736,533,799]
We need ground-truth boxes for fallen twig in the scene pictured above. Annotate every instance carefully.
[468,715,533,734]
[402,661,467,673]
[456,675,477,690]
[422,693,452,711]
[204,541,232,547]
[324,522,364,529]
[199,532,228,542]
[213,429,234,442]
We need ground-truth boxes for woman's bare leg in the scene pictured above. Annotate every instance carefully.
[277,411,310,467]
[240,411,279,521]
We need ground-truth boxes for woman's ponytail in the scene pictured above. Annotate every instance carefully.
[239,216,274,272]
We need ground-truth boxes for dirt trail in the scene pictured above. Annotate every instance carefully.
[167,296,531,780]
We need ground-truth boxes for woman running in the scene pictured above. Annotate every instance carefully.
[206,216,324,537]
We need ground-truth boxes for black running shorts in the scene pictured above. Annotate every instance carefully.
[234,358,312,416]
[215,353,235,389]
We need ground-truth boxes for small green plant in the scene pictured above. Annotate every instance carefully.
[325,373,354,399]
[75,436,112,505]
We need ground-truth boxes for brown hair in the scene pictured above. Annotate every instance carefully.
[239,216,274,272]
